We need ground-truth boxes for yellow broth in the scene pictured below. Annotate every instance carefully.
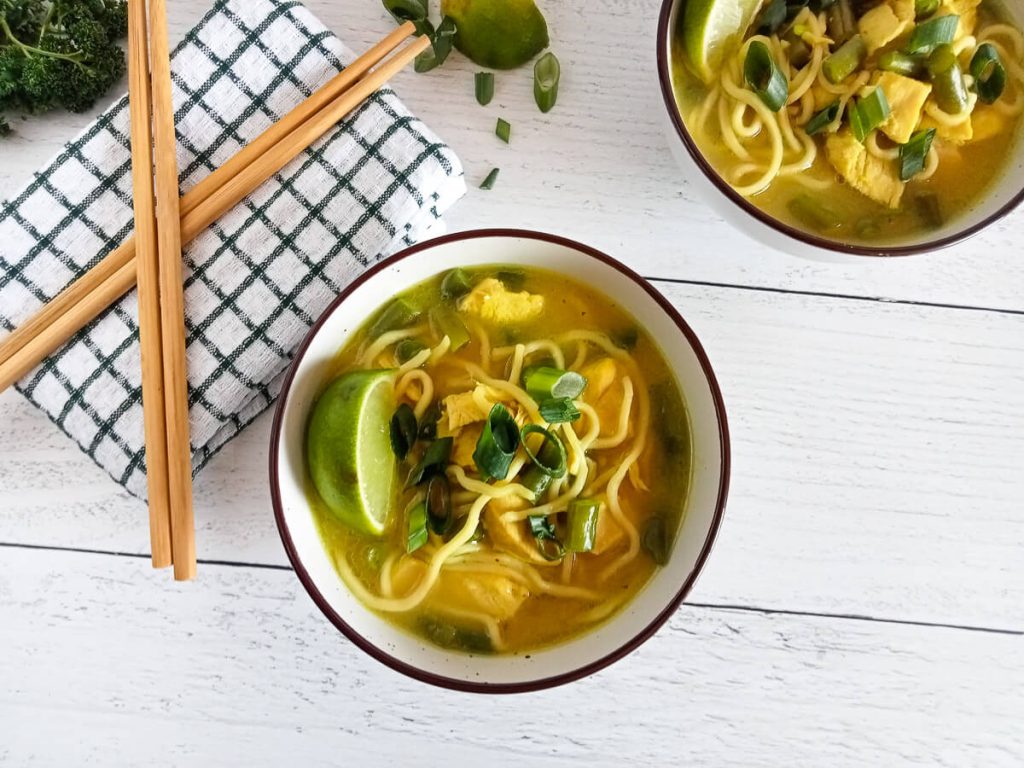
[669,0,1024,246]
[307,265,692,654]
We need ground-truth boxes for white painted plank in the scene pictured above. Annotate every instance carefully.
[0,548,1020,767]
[3,0,1024,310]
[2,282,1022,629]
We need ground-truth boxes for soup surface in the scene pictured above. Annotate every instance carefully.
[306,266,691,654]
[671,0,1024,245]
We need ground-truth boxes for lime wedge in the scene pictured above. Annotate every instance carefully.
[683,0,762,84]
[307,369,397,537]
[441,0,549,70]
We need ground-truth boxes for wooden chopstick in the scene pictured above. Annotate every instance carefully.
[127,0,173,569]
[0,22,417,376]
[149,0,196,582]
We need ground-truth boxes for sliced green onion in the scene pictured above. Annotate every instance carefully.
[473,404,520,481]
[523,366,587,401]
[915,0,939,19]
[927,44,969,114]
[426,474,453,535]
[787,194,843,232]
[753,0,787,35]
[395,338,427,364]
[971,43,1007,104]
[822,34,866,84]
[854,216,884,239]
[406,436,453,486]
[641,517,670,565]
[528,515,565,561]
[899,128,937,181]
[430,305,470,350]
[417,401,441,440]
[804,100,841,135]
[480,168,500,190]
[743,40,789,112]
[441,268,474,300]
[520,424,567,479]
[414,16,456,73]
[566,500,600,553]
[826,0,856,45]
[534,52,560,113]
[879,51,926,78]
[368,297,420,338]
[382,0,427,23]
[495,117,511,144]
[475,71,494,105]
[407,501,429,553]
[389,403,417,460]
[538,397,581,424]
[518,437,561,501]
[914,193,944,228]
[848,86,891,142]
[908,14,959,54]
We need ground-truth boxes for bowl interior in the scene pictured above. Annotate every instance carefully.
[658,0,1024,256]
[272,232,728,690]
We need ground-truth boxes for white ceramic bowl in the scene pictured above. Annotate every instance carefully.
[656,0,1024,260]
[270,230,730,692]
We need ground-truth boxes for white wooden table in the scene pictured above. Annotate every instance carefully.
[2,1,1023,764]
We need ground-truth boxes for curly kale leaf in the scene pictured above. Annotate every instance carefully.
[0,0,128,135]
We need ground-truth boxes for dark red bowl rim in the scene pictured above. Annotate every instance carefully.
[656,0,1024,258]
[268,228,731,694]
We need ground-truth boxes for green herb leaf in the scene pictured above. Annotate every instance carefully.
[496,117,511,143]
[528,514,565,561]
[475,71,495,105]
[480,167,500,190]
[534,51,560,113]
[744,40,789,111]
[415,16,456,73]
[389,403,418,460]
[407,437,453,486]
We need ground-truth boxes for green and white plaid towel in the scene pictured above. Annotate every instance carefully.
[0,0,465,499]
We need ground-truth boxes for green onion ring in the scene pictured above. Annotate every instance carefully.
[520,424,568,479]
[744,40,789,112]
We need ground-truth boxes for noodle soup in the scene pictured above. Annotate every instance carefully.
[305,266,691,654]
[670,0,1024,246]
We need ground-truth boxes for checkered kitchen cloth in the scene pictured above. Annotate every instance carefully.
[0,0,465,499]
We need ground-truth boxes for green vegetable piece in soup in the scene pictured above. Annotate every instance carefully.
[642,517,670,565]
[430,305,471,350]
[419,616,493,653]
[389,403,418,460]
[822,34,866,84]
[473,404,521,480]
[369,298,421,338]
[441,268,475,300]
[407,436,454,486]
[523,366,587,401]
[743,41,788,112]
[395,338,428,364]
[927,43,969,115]
[567,500,600,553]
[307,370,397,536]
[407,501,429,552]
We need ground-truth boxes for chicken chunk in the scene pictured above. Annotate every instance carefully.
[483,495,546,563]
[581,358,628,437]
[920,111,973,143]
[458,277,544,324]
[430,570,530,622]
[443,391,488,432]
[591,505,628,556]
[859,4,910,54]
[450,423,483,467]
[876,72,932,144]
[826,129,906,208]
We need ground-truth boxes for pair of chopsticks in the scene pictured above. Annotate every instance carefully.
[127,0,193,578]
[0,18,430,573]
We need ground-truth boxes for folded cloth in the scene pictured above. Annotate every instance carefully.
[0,0,465,499]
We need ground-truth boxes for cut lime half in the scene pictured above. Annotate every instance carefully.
[683,0,762,84]
[307,369,397,537]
